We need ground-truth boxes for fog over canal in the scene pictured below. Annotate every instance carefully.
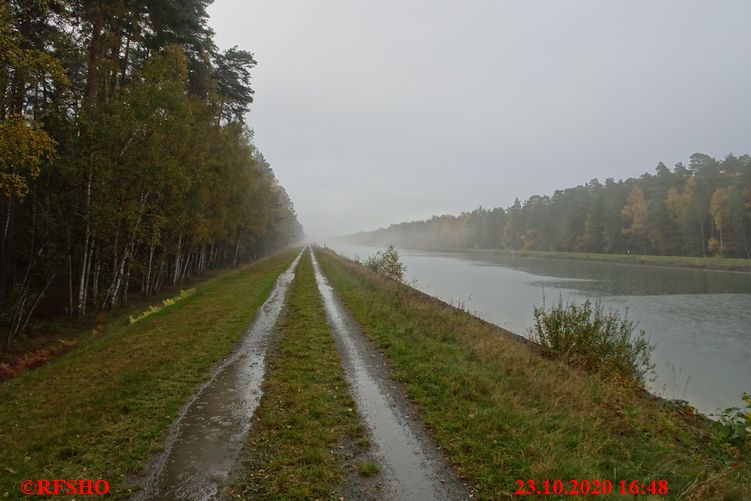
[327,243,751,416]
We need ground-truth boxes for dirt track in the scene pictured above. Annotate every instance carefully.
[311,249,468,500]
[137,251,302,500]
[137,248,467,500]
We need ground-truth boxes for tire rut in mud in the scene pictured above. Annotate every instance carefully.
[137,250,303,500]
[311,248,469,501]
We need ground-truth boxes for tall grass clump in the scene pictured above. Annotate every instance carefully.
[530,297,655,387]
[128,288,196,324]
[364,244,406,282]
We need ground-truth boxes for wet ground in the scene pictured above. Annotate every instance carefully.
[310,249,468,501]
[137,251,302,500]
[136,248,467,500]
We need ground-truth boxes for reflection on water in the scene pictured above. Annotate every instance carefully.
[327,243,751,416]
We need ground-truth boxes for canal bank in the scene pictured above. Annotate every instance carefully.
[327,243,751,416]
[316,247,750,499]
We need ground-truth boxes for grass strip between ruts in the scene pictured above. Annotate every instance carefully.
[0,249,299,499]
[233,249,371,499]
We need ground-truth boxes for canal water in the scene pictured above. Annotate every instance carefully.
[326,243,751,416]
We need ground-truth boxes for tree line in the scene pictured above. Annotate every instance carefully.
[1,1,303,348]
[345,153,751,259]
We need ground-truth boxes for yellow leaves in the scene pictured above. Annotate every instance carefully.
[710,187,730,231]
[128,289,196,323]
[621,185,648,236]
[0,4,66,203]
[666,184,691,221]
[0,3,69,89]
[0,115,56,199]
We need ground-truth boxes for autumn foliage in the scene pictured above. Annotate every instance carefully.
[347,156,751,259]
[0,1,303,348]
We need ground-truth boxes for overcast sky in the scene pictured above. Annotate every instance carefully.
[207,0,751,239]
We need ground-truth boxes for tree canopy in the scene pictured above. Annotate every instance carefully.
[347,154,751,259]
[0,0,303,347]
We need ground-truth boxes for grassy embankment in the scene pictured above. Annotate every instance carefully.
[3,267,236,381]
[0,250,299,499]
[233,249,372,499]
[317,248,750,499]
[449,247,751,272]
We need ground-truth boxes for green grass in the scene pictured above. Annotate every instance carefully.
[0,250,299,499]
[355,461,379,477]
[233,249,369,499]
[317,248,750,500]
[2,272,224,381]
[465,247,751,271]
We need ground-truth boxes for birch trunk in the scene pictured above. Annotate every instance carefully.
[144,241,155,295]
[18,269,59,336]
[81,237,95,314]
[233,234,241,267]
[67,254,73,317]
[154,256,166,294]
[180,250,193,281]
[92,252,100,308]
[105,193,148,308]
[77,165,93,316]
[0,196,12,307]
[173,234,182,285]
[123,257,131,304]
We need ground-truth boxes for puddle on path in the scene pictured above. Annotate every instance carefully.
[138,251,303,500]
[310,249,467,501]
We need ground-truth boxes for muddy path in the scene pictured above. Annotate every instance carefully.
[137,250,303,500]
[310,249,469,501]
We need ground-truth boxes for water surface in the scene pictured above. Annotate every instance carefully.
[327,243,751,416]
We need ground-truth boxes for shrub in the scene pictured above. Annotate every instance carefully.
[715,392,751,451]
[364,245,405,282]
[363,254,381,273]
[530,297,655,386]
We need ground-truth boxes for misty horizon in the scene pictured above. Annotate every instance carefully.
[328,152,749,239]
[208,0,751,239]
